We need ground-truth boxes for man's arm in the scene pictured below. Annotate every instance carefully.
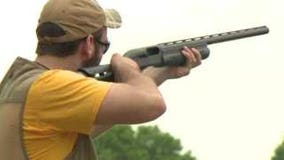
[91,125,112,138]
[91,47,201,137]
[94,54,166,124]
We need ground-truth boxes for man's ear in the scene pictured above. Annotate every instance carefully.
[81,34,95,59]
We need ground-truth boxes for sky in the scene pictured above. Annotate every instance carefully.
[0,0,283,160]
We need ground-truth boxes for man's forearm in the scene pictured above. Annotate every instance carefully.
[121,69,161,93]
[142,67,167,86]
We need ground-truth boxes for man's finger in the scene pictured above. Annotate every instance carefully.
[191,48,202,66]
[182,46,194,67]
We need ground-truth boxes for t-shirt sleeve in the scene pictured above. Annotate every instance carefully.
[25,70,111,134]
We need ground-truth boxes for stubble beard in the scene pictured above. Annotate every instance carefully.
[82,50,102,68]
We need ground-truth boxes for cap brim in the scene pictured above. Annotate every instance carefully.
[104,9,122,28]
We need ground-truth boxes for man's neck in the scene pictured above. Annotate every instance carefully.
[35,55,81,71]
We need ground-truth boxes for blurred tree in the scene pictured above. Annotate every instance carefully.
[93,125,196,160]
[272,140,284,160]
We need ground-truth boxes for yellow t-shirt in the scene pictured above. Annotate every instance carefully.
[23,70,111,160]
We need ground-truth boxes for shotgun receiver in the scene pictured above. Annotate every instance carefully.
[79,26,269,79]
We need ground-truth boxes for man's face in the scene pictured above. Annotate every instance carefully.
[82,28,108,67]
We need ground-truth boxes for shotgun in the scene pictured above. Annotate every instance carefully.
[79,26,269,79]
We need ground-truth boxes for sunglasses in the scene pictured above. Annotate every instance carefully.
[96,39,110,54]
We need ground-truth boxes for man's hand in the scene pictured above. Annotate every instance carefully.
[142,46,202,85]
[110,53,141,82]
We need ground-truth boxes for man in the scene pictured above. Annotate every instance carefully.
[0,0,202,159]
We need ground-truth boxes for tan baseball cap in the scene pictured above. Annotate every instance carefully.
[37,0,122,44]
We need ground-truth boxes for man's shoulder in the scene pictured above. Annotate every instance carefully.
[38,69,87,84]
[32,69,108,92]
[42,69,83,78]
